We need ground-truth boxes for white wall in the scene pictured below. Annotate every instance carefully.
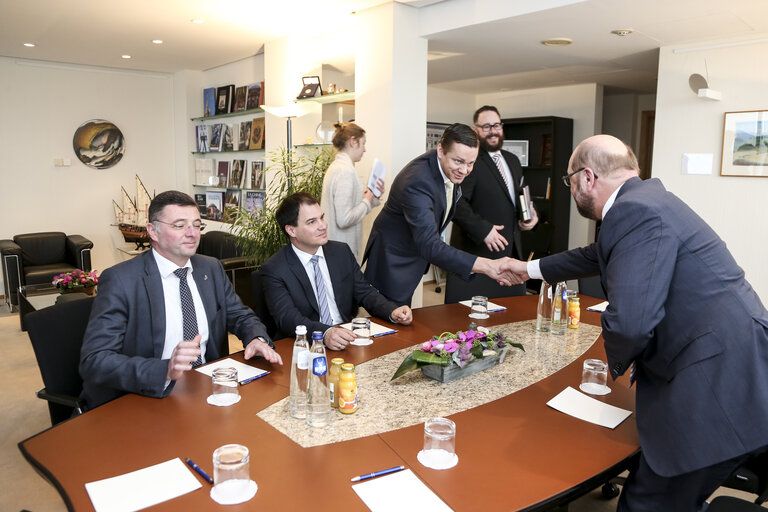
[602,94,636,147]
[0,57,176,290]
[427,86,475,124]
[653,37,768,300]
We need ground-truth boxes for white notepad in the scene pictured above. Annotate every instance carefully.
[586,300,609,312]
[546,386,632,429]
[458,300,506,312]
[195,357,269,384]
[85,458,201,512]
[352,469,453,512]
[338,320,397,337]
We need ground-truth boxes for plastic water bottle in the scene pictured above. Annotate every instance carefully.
[551,282,568,335]
[289,325,310,419]
[306,331,331,428]
[536,281,553,332]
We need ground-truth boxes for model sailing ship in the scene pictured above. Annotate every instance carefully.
[113,175,153,248]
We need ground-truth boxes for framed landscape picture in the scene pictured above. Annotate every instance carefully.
[721,110,768,177]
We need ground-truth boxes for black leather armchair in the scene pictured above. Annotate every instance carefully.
[1,232,93,310]
[197,231,255,308]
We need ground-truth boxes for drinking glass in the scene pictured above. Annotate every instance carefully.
[469,295,489,319]
[351,317,371,345]
[417,417,458,470]
[208,367,240,406]
[212,444,251,502]
[579,359,610,395]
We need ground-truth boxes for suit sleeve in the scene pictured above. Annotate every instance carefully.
[343,245,401,320]
[79,267,172,399]
[260,260,330,337]
[216,260,272,348]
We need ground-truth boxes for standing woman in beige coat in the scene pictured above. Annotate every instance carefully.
[321,122,385,261]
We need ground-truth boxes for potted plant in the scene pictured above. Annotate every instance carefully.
[52,269,99,295]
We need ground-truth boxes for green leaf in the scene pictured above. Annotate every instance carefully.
[391,354,420,380]
[507,341,525,352]
[411,350,450,365]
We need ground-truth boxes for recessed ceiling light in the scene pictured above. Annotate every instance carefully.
[152,39,163,44]
[611,29,633,37]
[23,42,35,48]
[541,38,572,46]
[121,55,132,59]
[191,19,204,24]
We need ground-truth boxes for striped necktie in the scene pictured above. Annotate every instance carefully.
[174,267,202,367]
[491,153,515,204]
[310,255,334,326]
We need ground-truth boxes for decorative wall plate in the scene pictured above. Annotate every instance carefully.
[73,119,125,169]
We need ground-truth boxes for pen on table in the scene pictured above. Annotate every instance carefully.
[185,457,213,484]
[240,372,268,385]
[350,465,406,482]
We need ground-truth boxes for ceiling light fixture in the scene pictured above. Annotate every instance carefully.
[152,39,163,44]
[191,19,204,24]
[23,43,35,47]
[611,29,633,37]
[541,38,572,47]
[121,55,131,59]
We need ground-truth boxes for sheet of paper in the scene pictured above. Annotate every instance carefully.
[458,300,506,312]
[586,300,609,312]
[195,357,269,384]
[352,469,453,512]
[367,158,387,198]
[546,386,632,429]
[338,320,397,337]
[85,458,201,512]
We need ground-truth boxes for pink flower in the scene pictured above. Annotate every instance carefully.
[443,341,459,353]
[421,341,432,352]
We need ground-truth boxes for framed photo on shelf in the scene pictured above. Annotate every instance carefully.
[426,122,450,151]
[721,110,768,177]
[503,140,529,167]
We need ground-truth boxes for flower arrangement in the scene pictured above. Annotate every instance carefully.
[52,269,99,290]
[391,324,524,380]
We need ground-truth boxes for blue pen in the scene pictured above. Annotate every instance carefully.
[185,457,214,484]
[350,465,406,482]
[240,371,269,385]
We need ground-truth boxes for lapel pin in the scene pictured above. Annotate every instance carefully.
[204,274,208,280]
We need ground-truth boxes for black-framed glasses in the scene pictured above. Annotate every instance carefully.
[154,220,207,232]
[562,167,589,187]
[474,122,504,133]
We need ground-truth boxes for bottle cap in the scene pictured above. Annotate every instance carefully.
[312,330,323,341]
[331,358,345,364]
[341,363,354,371]
[295,325,307,335]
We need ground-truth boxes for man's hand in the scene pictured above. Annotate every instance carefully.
[473,257,527,286]
[244,338,283,365]
[483,225,509,252]
[519,207,539,231]
[390,305,413,325]
[324,327,355,351]
[166,334,202,381]
[500,258,530,282]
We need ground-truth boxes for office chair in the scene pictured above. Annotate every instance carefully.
[249,270,278,341]
[26,296,95,425]
[578,275,606,300]
[708,496,764,511]
[720,449,768,505]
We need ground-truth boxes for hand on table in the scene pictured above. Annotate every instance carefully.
[167,334,202,381]
[244,338,283,365]
[324,326,355,351]
[390,305,413,325]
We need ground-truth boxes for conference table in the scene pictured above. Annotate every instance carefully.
[19,295,638,511]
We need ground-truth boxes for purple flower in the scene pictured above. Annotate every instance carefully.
[443,341,459,353]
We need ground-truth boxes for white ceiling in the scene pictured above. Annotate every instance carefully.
[2,0,768,95]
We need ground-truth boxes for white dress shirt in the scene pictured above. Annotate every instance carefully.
[291,244,344,326]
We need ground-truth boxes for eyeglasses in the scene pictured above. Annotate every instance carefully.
[154,220,207,232]
[562,167,593,187]
[474,122,504,133]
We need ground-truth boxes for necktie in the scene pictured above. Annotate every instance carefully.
[443,181,454,226]
[310,255,334,326]
[174,267,202,367]
[492,153,514,204]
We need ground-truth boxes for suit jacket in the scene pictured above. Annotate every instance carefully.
[540,177,768,477]
[79,251,271,409]
[362,150,476,305]
[260,241,400,340]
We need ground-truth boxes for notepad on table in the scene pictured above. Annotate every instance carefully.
[338,320,397,337]
[352,468,453,512]
[546,386,632,429]
[586,300,609,312]
[458,300,506,312]
[195,357,269,384]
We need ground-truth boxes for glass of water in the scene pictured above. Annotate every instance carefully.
[212,444,251,502]
[351,317,371,345]
[208,367,239,406]
[417,417,458,470]
[469,295,489,319]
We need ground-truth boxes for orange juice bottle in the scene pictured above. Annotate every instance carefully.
[567,295,580,329]
[338,363,358,414]
[328,358,344,408]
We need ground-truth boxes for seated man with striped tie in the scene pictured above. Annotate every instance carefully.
[80,190,282,409]
[259,192,412,350]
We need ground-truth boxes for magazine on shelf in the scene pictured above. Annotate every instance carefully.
[229,159,246,188]
[195,125,210,153]
[249,118,265,150]
[231,122,240,152]
[239,121,251,151]
[195,193,208,219]
[234,86,247,112]
[224,189,241,222]
[215,84,234,115]
[205,191,224,221]
[194,158,215,186]
[250,161,265,189]
[216,161,230,188]
[258,81,265,107]
[203,88,216,117]
[244,190,265,215]
[246,82,261,110]
[210,123,223,152]
[221,123,234,152]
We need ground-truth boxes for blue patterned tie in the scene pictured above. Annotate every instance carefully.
[174,267,202,367]
[310,255,334,326]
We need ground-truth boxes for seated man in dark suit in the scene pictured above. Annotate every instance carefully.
[260,192,412,350]
[80,190,282,409]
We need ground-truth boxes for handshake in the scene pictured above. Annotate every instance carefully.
[473,257,530,286]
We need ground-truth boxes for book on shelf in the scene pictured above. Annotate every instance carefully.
[210,123,223,152]
[216,161,230,188]
[194,158,215,185]
[249,117,265,150]
[215,84,235,115]
[246,82,262,110]
[258,81,265,107]
[234,86,247,112]
[229,159,246,188]
[205,191,224,221]
[195,193,208,219]
[221,123,234,151]
[239,121,251,151]
[231,122,240,152]
[223,189,241,222]
[244,190,265,215]
[249,161,265,189]
[203,87,216,117]
[541,134,553,167]
[195,125,210,153]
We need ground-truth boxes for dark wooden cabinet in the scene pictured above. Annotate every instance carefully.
[501,116,573,264]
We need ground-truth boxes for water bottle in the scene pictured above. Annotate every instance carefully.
[536,281,553,332]
[306,331,331,428]
[551,281,568,335]
[289,325,310,419]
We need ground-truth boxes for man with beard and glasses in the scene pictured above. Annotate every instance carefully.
[445,106,538,303]
[507,135,768,512]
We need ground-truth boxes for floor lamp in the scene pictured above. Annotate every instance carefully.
[260,104,308,190]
